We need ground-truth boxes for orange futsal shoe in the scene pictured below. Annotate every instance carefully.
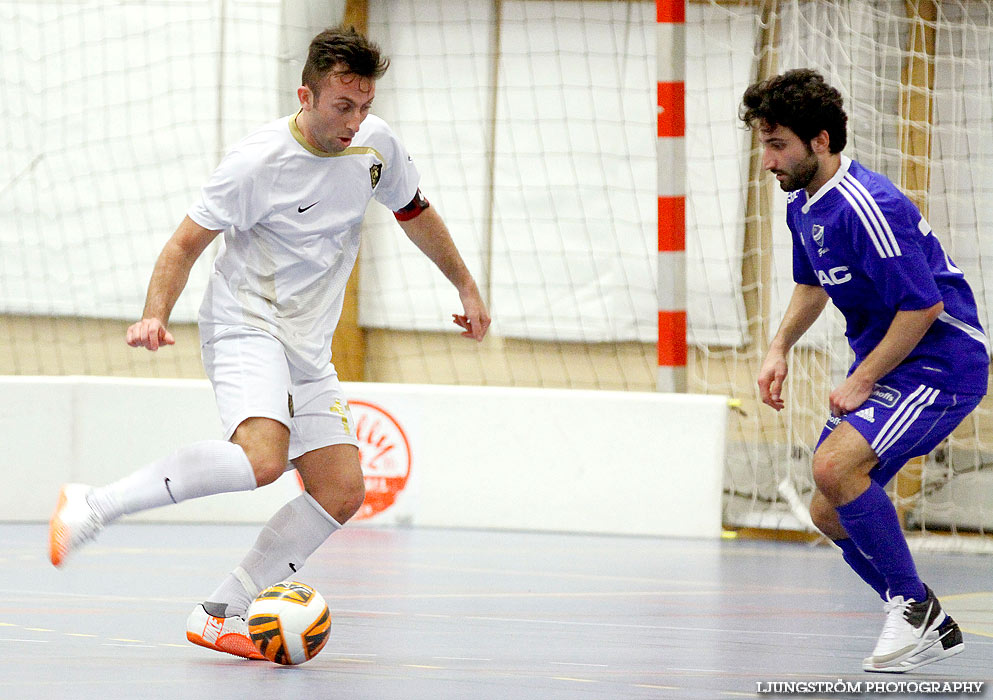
[49,484,104,567]
[186,604,265,660]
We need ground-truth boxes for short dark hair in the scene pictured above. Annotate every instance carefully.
[740,69,847,153]
[302,26,389,96]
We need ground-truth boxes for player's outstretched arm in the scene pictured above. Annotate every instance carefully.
[126,215,221,351]
[396,204,491,341]
[758,283,829,410]
[828,301,943,416]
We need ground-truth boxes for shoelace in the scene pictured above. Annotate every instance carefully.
[878,597,912,640]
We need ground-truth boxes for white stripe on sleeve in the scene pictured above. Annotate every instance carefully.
[836,183,891,258]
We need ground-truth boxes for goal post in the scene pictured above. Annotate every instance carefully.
[656,0,688,393]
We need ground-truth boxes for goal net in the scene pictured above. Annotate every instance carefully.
[703,0,993,550]
[1,0,991,547]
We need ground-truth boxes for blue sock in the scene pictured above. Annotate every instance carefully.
[833,537,888,600]
[836,482,926,602]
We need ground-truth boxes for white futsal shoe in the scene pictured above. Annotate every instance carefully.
[48,483,104,567]
[863,585,964,673]
[186,603,265,660]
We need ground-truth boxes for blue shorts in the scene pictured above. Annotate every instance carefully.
[815,373,982,486]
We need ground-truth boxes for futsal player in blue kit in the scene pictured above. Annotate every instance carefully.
[741,69,989,673]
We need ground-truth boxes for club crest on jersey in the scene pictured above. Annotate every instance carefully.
[811,224,830,256]
[369,163,382,189]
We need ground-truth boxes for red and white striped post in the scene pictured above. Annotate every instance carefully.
[656,0,687,393]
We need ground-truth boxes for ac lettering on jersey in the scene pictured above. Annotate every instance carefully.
[817,266,852,286]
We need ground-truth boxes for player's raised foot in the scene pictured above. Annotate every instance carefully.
[49,483,105,567]
[863,585,962,673]
[186,603,265,660]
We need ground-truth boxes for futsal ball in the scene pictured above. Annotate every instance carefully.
[247,581,331,665]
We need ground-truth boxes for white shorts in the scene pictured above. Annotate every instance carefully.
[201,326,357,461]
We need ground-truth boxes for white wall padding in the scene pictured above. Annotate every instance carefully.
[2,377,728,538]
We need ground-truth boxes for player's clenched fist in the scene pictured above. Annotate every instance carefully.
[126,318,175,351]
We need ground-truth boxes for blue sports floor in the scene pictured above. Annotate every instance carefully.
[0,523,989,699]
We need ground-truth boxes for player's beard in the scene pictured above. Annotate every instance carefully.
[776,151,819,192]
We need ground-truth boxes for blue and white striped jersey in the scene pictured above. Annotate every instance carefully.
[787,156,989,394]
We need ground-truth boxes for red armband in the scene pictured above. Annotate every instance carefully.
[393,189,430,221]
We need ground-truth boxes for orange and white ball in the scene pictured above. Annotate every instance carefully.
[247,581,331,665]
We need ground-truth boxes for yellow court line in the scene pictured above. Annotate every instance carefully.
[397,561,720,586]
[322,582,832,600]
[941,591,993,601]
[327,590,719,601]
[960,626,993,639]
[324,590,760,604]
[403,664,445,670]
[551,677,598,684]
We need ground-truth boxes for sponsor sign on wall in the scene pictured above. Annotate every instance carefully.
[350,400,413,522]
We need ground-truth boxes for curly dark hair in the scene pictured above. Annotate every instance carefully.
[302,26,390,96]
[740,69,847,153]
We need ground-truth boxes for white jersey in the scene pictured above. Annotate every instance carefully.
[189,113,419,374]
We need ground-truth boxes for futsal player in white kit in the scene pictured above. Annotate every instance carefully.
[48,26,490,659]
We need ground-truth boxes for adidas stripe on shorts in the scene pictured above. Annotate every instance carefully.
[815,372,983,487]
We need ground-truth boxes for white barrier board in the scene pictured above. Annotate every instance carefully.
[1,377,727,538]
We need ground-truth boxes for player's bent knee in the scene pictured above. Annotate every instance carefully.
[310,471,365,524]
[250,458,288,487]
[811,454,845,503]
[231,417,290,488]
[337,482,366,523]
[337,474,367,523]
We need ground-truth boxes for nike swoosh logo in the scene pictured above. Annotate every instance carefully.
[298,201,319,213]
[164,477,177,504]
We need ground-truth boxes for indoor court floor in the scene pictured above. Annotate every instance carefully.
[0,523,989,699]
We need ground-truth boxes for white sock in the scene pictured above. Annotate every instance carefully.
[87,440,257,523]
[206,492,341,617]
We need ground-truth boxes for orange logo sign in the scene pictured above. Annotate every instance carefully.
[350,400,411,520]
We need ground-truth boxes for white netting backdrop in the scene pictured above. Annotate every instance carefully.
[2,0,992,543]
[0,0,287,322]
